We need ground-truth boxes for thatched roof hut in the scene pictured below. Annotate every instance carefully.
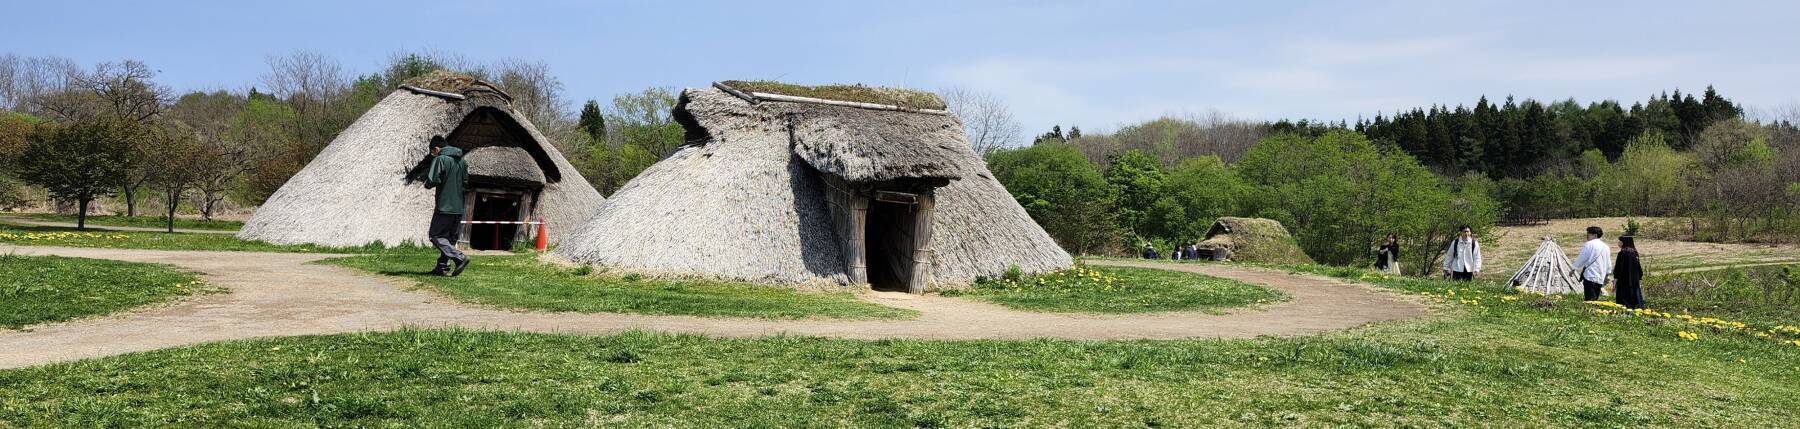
[1195,217,1314,264]
[238,71,602,249]
[554,82,1071,292]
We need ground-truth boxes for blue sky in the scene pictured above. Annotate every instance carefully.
[5,0,1797,137]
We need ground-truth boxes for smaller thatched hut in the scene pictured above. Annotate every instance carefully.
[238,71,602,249]
[1194,217,1313,264]
[1508,238,1581,294]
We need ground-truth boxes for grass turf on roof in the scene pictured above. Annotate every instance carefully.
[720,80,946,110]
[403,70,510,97]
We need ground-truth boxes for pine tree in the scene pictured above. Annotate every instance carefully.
[577,99,606,143]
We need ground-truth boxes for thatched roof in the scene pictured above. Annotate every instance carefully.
[402,71,512,100]
[718,80,945,110]
[554,87,1070,288]
[786,100,972,182]
[1509,238,1581,294]
[238,86,601,247]
[1197,217,1314,264]
[466,146,546,185]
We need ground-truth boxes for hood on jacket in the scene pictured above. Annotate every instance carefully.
[438,146,464,158]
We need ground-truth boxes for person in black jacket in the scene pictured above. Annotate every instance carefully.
[1613,235,1644,309]
[1375,233,1401,274]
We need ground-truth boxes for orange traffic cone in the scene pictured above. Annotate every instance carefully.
[534,217,548,252]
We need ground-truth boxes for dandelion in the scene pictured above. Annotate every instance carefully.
[1677,331,1699,341]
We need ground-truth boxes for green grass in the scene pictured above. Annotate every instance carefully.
[0,254,216,329]
[4,261,1797,426]
[719,80,946,109]
[3,306,1796,428]
[944,264,1287,313]
[322,254,917,320]
[1643,263,1800,325]
[1,214,243,231]
[0,224,432,254]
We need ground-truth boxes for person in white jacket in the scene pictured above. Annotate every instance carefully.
[1570,226,1612,301]
[1441,225,1482,281]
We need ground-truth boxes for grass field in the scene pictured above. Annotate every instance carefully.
[0,214,244,231]
[1643,263,1800,325]
[944,264,1287,313]
[323,254,917,320]
[0,224,431,254]
[0,254,216,329]
[3,265,1796,427]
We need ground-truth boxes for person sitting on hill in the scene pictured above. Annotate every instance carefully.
[1613,235,1644,309]
[1141,244,1159,260]
[1571,226,1612,301]
[1441,225,1482,281]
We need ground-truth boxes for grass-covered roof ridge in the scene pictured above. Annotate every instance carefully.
[403,70,511,99]
[719,80,946,110]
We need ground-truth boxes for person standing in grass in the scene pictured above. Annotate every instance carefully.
[1613,235,1644,309]
[1441,225,1481,281]
[1376,233,1401,275]
[1571,226,1612,301]
[424,137,470,277]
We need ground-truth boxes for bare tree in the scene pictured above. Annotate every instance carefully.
[261,51,346,117]
[490,59,581,154]
[938,86,1022,156]
[167,90,252,219]
[0,54,80,113]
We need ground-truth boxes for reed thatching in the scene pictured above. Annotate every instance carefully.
[788,101,970,182]
[404,70,513,100]
[238,77,601,247]
[717,80,945,110]
[1197,217,1314,264]
[555,86,1070,289]
[1509,238,1582,294]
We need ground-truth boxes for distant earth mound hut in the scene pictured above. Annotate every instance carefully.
[1194,217,1314,264]
[554,81,1072,293]
[239,71,602,249]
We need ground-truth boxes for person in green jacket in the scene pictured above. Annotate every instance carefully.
[424,137,470,276]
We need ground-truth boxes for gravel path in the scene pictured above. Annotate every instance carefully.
[0,246,1430,369]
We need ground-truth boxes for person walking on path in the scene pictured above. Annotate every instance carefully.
[1376,233,1402,275]
[1571,226,1612,301]
[1613,235,1644,309]
[1441,226,1482,281]
[424,138,470,276]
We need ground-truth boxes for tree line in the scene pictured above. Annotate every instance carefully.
[988,86,1799,270]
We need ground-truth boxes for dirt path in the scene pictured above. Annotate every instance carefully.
[0,217,239,235]
[0,246,1429,369]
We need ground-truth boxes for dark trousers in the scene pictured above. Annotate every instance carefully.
[1450,271,1473,281]
[1616,286,1643,309]
[1582,280,1604,301]
[428,212,467,269]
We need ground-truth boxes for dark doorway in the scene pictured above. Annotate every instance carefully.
[469,192,523,251]
[863,200,917,292]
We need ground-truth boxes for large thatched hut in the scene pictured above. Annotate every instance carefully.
[239,71,602,249]
[555,81,1071,293]
[1194,217,1314,264]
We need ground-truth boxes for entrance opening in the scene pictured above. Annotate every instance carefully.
[468,192,523,251]
[863,200,918,292]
